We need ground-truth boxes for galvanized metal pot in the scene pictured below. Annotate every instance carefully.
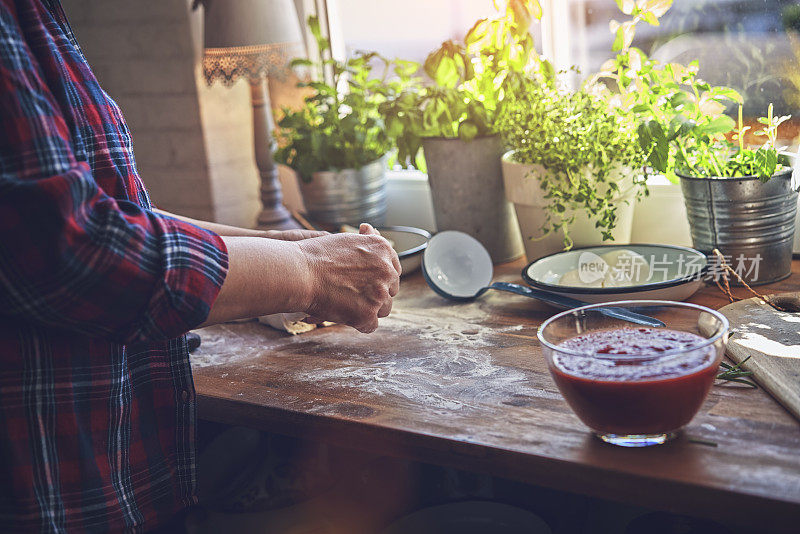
[422,136,523,263]
[299,156,387,226]
[679,168,797,285]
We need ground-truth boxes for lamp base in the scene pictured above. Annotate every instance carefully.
[250,77,301,231]
[255,167,301,230]
[256,211,300,230]
[256,204,300,230]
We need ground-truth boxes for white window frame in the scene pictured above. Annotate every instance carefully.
[540,0,574,74]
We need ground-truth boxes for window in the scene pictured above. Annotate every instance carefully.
[331,0,799,146]
[567,0,799,137]
[334,0,542,65]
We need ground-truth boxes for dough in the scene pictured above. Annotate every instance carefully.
[259,313,318,335]
[558,268,604,288]
[557,249,650,288]
[602,249,650,286]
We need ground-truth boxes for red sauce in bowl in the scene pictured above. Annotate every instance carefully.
[550,328,718,435]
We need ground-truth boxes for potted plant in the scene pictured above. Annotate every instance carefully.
[497,75,649,260]
[275,17,404,226]
[643,103,795,284]
[379,1,543,262]
[608,2,797,284]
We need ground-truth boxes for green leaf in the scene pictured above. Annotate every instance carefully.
[710,87,743,104]
[307,81,336,95]
[458,120,479,142]
[307,16,329,53]
[638,120,669,171]
[638,119,666,144]
[644,0,673,17]
[423,43,466,88]
[642,12,660,26]
[754,147,778,181]
[539,59,555,81]
[394,59,420,78]
[290,58,313,68]
[465,18,492,47]
[696,115,736,137]
[308,15,321,40]
[611,25,625,52]
[610,21,635,51]
[668,115,696,140]
[670,92,694,109]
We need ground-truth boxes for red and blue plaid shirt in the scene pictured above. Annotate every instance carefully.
[0,1,229,531]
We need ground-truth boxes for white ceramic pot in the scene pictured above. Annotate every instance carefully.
[501,151,637,261]
[630,175,692,247]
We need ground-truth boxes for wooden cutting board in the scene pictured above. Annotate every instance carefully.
[717,293,800,421]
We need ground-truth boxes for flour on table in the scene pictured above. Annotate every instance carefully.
[296,303,546,411]
[190,323,264,368]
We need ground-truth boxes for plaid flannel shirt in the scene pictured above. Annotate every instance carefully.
[0,1,229,531]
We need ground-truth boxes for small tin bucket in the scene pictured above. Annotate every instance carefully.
[299,156,388,226]
[679,168,797,285]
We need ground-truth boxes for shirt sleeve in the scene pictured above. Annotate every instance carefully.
[0,4,228,344]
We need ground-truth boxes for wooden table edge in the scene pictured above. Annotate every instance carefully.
[196,376,800,533]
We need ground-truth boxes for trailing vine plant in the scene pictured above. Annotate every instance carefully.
[497,76,649,247]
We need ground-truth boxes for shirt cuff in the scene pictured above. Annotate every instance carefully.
[131,213,228,342]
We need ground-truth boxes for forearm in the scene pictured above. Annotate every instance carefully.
[201,236,312,326]
[153,208,269,238]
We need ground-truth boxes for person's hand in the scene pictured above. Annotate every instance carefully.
[298,223,401,333]
[262,229,329,241]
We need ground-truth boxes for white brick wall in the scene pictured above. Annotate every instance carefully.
[66,0,216,220]
[65,0,282,227]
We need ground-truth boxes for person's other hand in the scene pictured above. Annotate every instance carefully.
[262,229,329,241]
[298,223,401,333]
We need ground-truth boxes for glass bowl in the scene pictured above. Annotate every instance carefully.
[537,301,729,447]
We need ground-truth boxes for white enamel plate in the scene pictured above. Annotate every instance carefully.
[523,244,708,304]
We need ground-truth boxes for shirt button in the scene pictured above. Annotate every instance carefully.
[181,390,189,402]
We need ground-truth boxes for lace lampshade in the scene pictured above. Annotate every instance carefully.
[202,0,304,85]
[200,0,305,228]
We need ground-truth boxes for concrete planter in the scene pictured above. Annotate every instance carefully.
[422,136,523,263]
[501,151,637,261]
[679,168,797,285]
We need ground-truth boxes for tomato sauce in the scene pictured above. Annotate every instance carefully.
[551,328,718,435]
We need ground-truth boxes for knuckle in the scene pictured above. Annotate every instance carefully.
[366,284,385,303]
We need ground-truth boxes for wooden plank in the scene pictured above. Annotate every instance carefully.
[717,295,800,420]
[192,260,800,532]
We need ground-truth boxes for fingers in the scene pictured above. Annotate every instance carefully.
[355,318,379,334]
[377,299,392,318]
[389,249,402,277]
[301,224,399,334]
[359,223,379,236]
[359,223,401,276]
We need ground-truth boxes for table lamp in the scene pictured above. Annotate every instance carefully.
[202,0,304,229]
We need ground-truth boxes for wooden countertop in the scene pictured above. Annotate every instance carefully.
[192,259,800,532]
